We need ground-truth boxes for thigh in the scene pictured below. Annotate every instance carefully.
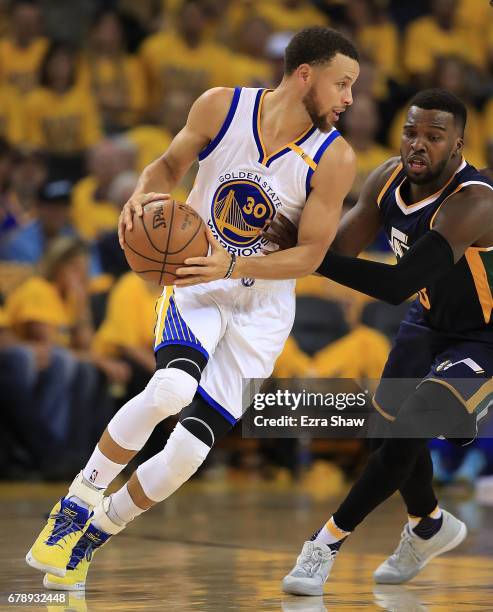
[154,286,225,360]
[373,320,435,424]
[199,286,296,422]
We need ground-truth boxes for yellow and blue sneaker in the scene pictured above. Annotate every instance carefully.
[26,472,105,577]
[43,523,112,591]
[26,498,93,578]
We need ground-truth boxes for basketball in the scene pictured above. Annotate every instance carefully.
[123,200,208,285]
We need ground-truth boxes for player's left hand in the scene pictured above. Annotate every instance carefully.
[175,227,232,286]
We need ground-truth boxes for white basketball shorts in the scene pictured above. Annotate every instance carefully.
[154,277,296,424]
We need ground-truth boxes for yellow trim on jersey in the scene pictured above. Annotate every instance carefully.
[153,286,173,348]
[376,162,403,207]
[287,142,317,170]
[429,183,464,229]
[372,396,395,421]
[256,89,314,166]
[420,378,493,414]
[464,248,493,324]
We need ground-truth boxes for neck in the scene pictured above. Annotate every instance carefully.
[263,80,312,139]
[408,156,462,201]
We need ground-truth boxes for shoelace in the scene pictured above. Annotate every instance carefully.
[389,528,421,567]
[45,510,86,547]
[67,535,98,570]
[299,547,335,577]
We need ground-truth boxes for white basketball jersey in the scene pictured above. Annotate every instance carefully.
[187,87,341,259]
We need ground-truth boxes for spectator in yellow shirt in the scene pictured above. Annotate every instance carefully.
[342,95,392,204]
[92,270,161,398]
[232,15,274,87]
[5,236,129,453]
[71,139,129,241]
[257,0,326,32]
[0,0,48,94]
[402,0,484,85]
[0,83,23,145]
[139,0,236,114]
[82,9,147,131]
[23,41,102,181]
[344,0,399,98]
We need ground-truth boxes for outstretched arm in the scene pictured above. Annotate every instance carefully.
[316,184,493,305]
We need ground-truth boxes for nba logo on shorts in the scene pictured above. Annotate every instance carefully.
[211,179,275,249]
[241,278,255,287]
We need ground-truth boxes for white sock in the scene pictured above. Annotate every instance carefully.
[82,445,127,490]
[101,485,146,526]
[314,517,351,545]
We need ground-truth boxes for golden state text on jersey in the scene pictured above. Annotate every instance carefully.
[187,87,341,260]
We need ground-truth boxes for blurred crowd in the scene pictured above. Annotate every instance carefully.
[0,0,492,487]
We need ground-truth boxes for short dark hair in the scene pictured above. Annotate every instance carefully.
[284,27,359,75]
[408,88,467,135]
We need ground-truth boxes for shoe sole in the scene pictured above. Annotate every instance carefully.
[374,520,468,584]
[25,549,66,578]
[43,574,85,591]
[282,577,324,596]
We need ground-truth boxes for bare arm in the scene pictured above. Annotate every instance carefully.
[118,87,234,246]
[262,157,399,258]
[330,157,399,256]
[233,137,356,279]
[175,137,357,284]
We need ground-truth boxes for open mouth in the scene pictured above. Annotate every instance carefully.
[407,157,428,173]
[332,109,344,122]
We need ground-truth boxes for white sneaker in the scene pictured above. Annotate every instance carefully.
[282,541,337,596]
[374,509,467,584]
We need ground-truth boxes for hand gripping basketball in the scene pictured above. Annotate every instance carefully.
[123,199,208,286]
[118,192,171,248]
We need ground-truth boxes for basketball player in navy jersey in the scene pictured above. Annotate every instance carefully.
[274,90,493,595]
[25,27,361,591]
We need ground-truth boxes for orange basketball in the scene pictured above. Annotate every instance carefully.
[123,200,208,285]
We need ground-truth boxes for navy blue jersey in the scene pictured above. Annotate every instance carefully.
[378,158,493,332]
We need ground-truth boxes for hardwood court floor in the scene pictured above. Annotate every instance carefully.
[1,477,492,611]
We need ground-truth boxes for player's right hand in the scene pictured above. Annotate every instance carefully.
[118,192,171,248]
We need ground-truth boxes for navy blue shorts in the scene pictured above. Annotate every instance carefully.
[373,302,493,437]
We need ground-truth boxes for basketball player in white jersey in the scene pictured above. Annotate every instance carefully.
[26,26,359,591]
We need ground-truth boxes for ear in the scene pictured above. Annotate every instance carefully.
[296,63,312,85]
[454,136,464,157]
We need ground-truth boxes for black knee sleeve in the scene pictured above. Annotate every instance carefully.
[179,394,234,447]
[155,344,208,383]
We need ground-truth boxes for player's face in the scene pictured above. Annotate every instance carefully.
[302,53,359,132]
[400,107,463,185]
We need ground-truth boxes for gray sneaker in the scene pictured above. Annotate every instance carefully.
[282,541,337,596]
[374,509,467,584]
